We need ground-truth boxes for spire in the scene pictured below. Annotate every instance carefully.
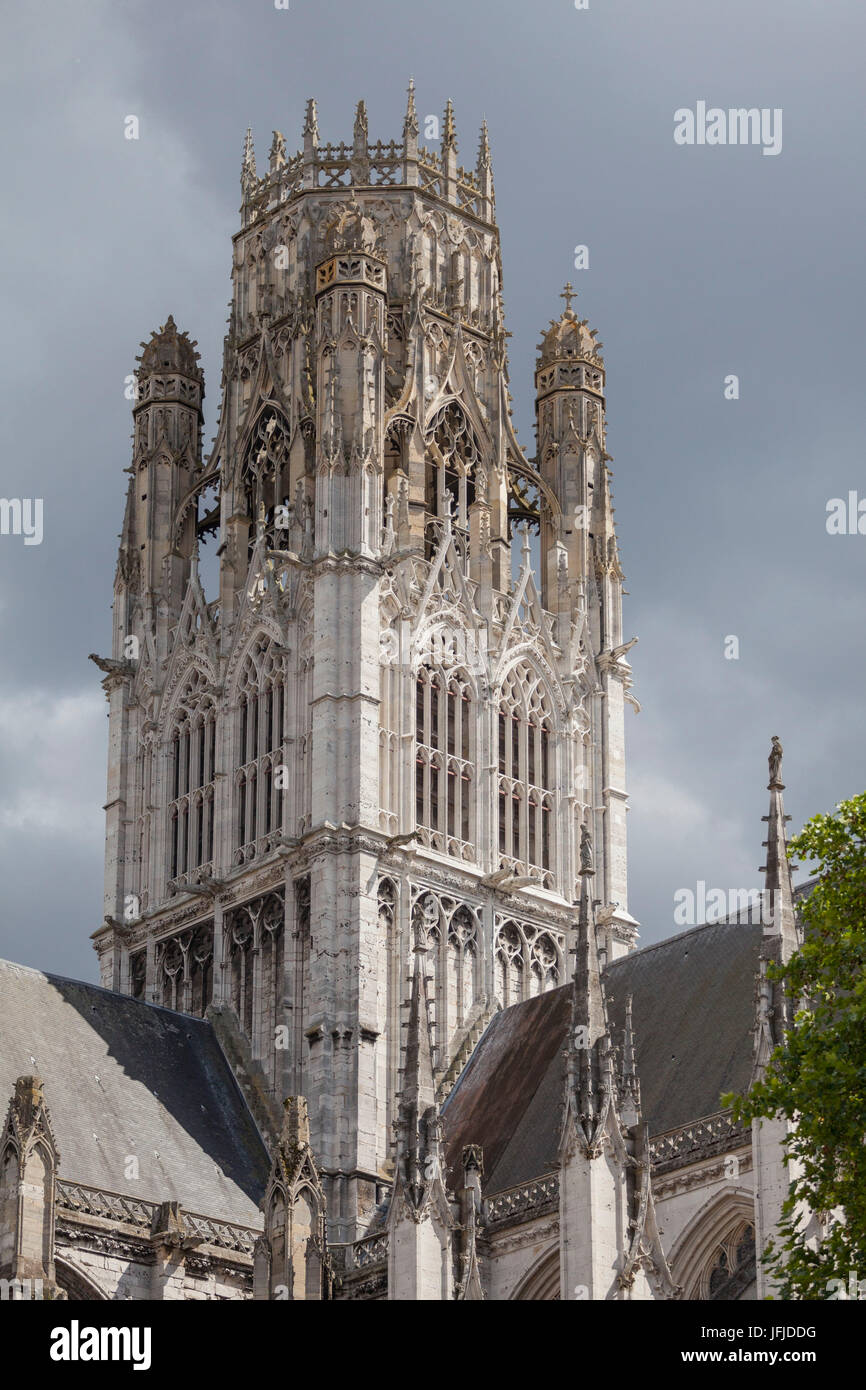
[241,126,256,195]
[403,78,419,183]
[302,99,318,187]
[760,735,798,960]
[393,896,442,1210]
[403,77,419,138]
[621,994,637,1087]
[476,118,494,217]
[351,99,370,182]
[455,1145,485,1301]
[619,994,641,1127]
[442,98,457,151]
[477,118,491,170]
[268,130,286,172]
[135,315,203,384]
[754,737,800,1072]
[565,827,612,1149]
[303,97,318,141]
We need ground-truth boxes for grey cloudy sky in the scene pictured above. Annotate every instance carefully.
[1,0,863,980]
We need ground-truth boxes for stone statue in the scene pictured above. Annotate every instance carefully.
[579,823,594,874]
[768,735,783,787]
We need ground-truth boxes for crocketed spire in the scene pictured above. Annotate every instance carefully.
[537,285,604,369]
[136,316,203,381]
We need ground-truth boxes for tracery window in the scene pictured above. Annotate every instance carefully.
[703,1223,756,1300]
[241,405,291,555]
[494,918,563,1008]
[167,670,216,890]
[234,638,286,865]
[496,662,555,889]
[154,923,213,1017]
[424,401,480,557]
[224,893,284,1068]
[415,663,475,861]
[410,891,481,1065]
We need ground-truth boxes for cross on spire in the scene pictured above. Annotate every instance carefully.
[560,282,576,314]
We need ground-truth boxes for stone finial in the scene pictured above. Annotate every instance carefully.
[303,97,318,140]
[13,1074,45,1129]
[477,119,491,171]
[404,77,419,138]
[281,1095,310,1149]
[269,130,286,172]
[759,736,798,968]
[442,98,457,151]
[241,126,256,194]
[462,1144,484,1179]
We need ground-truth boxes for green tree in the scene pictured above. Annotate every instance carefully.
[725,792,866,1299]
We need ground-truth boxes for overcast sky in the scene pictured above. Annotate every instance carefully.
[1,0,863,980]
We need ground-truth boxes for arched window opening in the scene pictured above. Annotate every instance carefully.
[235,639,287,865]
[424,402,480,559]
[494,919,563,1009]
[703,1223,756,1300]
[415,663,475,862]
[241,406,292,560]
[496,663,555,889]
[166,671,217,893]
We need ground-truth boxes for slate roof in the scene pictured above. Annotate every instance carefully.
[442,918,763,1195]
[0,959,269,1226]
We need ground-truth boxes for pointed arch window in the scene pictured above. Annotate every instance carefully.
[496,662,555,889]
[424,401,480,558]
[415,663,474,861]
[241,405,292,557]
[234,638,287,864]
[166,670,216,891]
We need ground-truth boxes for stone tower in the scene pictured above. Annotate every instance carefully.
[92,89,638,1242]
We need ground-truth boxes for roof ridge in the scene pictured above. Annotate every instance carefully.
[607,915,760,968]
[0,957,213,1026]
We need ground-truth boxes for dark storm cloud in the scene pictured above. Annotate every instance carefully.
[1,0,863,975]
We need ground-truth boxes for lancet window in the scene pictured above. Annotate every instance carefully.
[167,669,217,891]
[424,401,480,556]
[411,891,481,1064]
[415,663,475,861]
[240,405,291,554]
[234,638,286,865]
[496,662,555,888]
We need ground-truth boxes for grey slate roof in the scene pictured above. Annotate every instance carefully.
[0,959,269,1226]
[443,917,763,1195]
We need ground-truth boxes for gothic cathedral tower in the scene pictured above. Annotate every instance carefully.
[92,90,638,1242]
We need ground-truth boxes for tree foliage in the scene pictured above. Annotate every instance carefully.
[725,792,866,1299]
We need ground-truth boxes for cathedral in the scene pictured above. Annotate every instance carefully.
[0,91,800,1301]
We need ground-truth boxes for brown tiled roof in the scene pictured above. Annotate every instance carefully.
[442,918,763,1195]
